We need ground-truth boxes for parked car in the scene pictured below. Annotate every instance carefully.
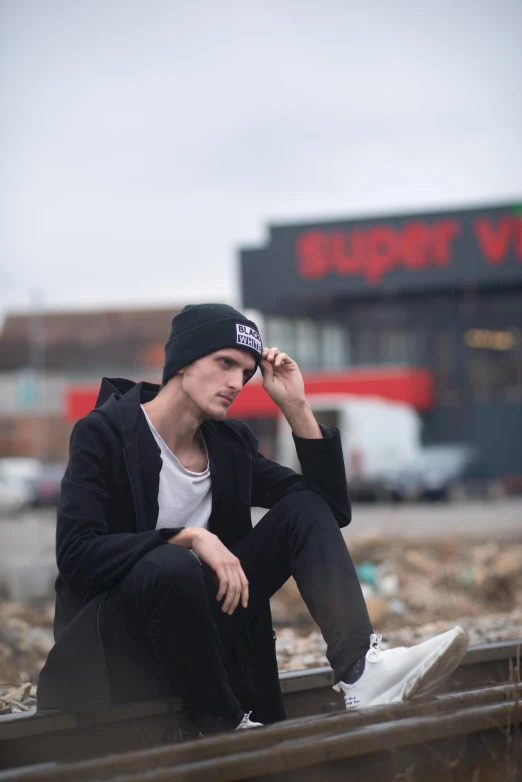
[0,458,40,514]
[0,474,32,514]
[384,444,501,502]
[27,462,65,507]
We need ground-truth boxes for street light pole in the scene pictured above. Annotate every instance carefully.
[27,289,46,460]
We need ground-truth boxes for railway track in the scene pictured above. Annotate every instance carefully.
[0,640,520,781]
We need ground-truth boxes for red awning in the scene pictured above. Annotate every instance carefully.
[230,366,433,417]
[64,366,434,422]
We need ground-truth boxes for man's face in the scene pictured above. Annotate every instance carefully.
[180,348,257,420]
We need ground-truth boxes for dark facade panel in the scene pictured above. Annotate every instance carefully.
[241,203,522,312]
[240,204,522,479]
[423,402,522,478]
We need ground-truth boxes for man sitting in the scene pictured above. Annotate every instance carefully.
[38,304,468,732]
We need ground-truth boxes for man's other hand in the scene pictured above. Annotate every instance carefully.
[169,528,248,615]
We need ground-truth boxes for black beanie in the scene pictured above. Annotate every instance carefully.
[162,304,263,385]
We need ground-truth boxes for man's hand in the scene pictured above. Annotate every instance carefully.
[169,528,248,615]
[260,346,306,409]
[260,346,322,438]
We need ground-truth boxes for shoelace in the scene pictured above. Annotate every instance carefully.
[366,633,383,663]
[238,711,253,728]
[367,634,410,663]
[333,635,385,699]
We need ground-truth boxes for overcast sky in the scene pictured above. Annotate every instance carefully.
[1,0,521,321]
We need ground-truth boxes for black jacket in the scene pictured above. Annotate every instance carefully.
[37,377,351,721]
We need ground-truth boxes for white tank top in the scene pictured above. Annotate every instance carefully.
[141,406,212,532]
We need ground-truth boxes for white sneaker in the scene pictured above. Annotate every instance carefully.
[333,626,469,710]
[234,711,263,730]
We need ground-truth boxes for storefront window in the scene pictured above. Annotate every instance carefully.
[320,325,349,369]
[380,331,419,364]
[356,331,379,366]
[435,333,460,404]
[264,317,349,371]
[295,320,320,370]
[264,317,296,357]
[465,327,522,402]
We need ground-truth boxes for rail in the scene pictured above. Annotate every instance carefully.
[0,640,520,780]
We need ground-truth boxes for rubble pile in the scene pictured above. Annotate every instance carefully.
[271,538,522,630]
[0,683,37,715]
[0,601,53,712]
[271,537,522,671]
[274,610,522,672]
[1,538,522,709]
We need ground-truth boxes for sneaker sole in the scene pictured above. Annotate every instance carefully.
[402,626,469,701]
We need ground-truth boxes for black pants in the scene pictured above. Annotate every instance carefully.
[100,490,373,723]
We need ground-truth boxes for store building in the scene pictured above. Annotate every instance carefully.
[240,202,522,484]
[0,307,179,460]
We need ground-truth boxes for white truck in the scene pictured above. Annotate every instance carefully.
[276,394,422,500]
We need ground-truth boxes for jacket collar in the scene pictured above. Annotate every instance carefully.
[98,380,163,533]
[109,380,161,440]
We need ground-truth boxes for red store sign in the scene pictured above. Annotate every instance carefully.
[296,215,522,285]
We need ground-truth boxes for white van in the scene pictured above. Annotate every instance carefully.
[276,394,422,500]
[0,458,40,513]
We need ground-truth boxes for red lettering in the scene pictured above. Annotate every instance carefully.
[296,214,519,286]
[330,231,364,275]
[296,232,329,279]
[516,217,522,260]
[401,223,430,269]
[364,227,399,283]
[431,219,460,266]
[474,217,512,265]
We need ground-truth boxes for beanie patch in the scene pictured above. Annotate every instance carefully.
[161,303,263,386]
[236,323,262,355]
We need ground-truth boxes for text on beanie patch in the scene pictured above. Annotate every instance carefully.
[236,323,262,355]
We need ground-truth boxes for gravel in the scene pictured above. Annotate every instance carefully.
[275,610,522,672]
[2,537,522,711]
